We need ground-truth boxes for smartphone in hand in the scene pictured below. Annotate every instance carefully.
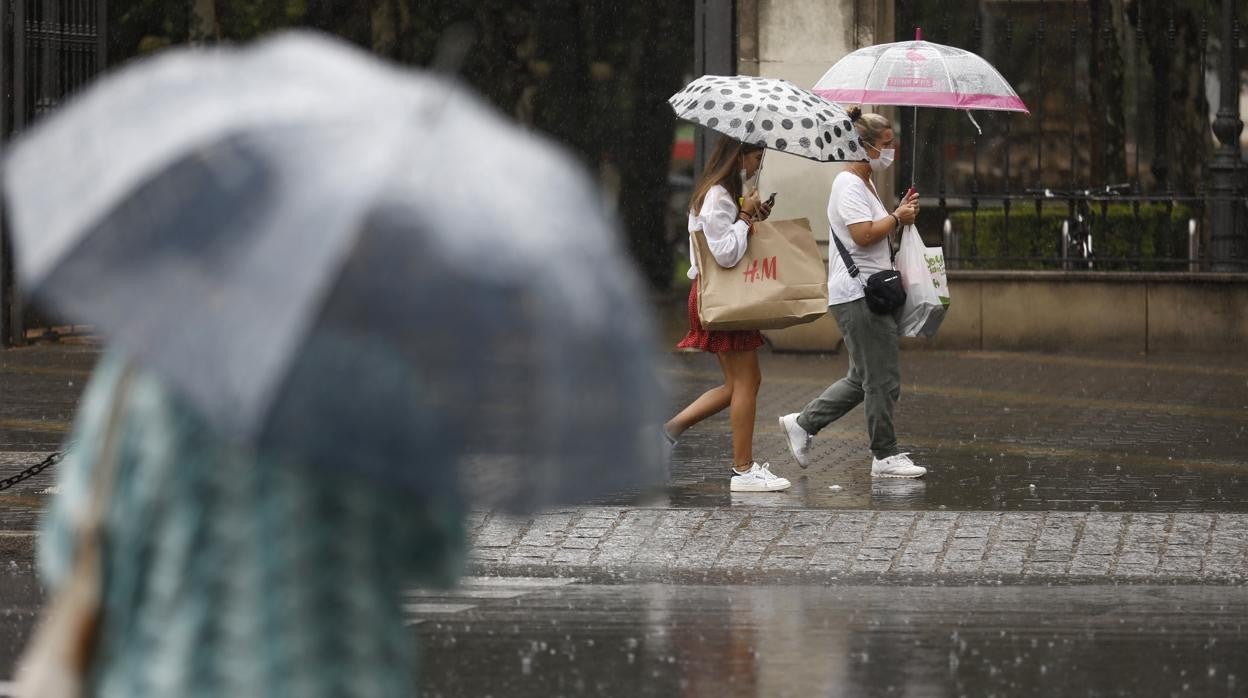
[765,192,777,207]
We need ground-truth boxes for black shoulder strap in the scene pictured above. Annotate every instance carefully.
[830,227,861,279]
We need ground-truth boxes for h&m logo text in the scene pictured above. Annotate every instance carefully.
[742,257,778,283]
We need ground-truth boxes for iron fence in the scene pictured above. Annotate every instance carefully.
[0,0,106,346]
[894,0,1246,272]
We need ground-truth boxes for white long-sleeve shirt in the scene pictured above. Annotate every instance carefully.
[686,184,751,280]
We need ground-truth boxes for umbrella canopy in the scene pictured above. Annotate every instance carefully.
[811,34,1028,114]
[669,75,867,162]
[2,32,665,511]
[812,29,1028,188]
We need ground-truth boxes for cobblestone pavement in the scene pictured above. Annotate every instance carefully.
[462,507,1248,584]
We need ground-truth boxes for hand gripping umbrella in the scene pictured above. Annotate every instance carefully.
[812,28,1029,190]
[2,32,665,511]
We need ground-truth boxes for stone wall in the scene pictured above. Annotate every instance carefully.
[764,272,1248,355]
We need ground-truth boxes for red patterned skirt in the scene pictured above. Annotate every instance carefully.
[676,278,765,353]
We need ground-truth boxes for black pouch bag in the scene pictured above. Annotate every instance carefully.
[831,228,906,315]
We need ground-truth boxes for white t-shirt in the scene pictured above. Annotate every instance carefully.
[826,171,892,305]
[686,184,751,279]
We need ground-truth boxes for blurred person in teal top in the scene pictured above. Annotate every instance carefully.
[36,349,464,697]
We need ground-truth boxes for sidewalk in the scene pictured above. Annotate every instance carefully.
[3,342,1247,582]
[464,507,1248,584]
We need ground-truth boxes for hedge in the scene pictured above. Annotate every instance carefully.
[941,203,1194,270]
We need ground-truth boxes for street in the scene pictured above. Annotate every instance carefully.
[3,343,1248,695]
[3,572,1248,697]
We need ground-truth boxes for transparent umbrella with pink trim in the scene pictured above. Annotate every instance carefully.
[812,28,1028,188]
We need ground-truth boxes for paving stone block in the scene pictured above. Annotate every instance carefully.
[980,559,1025,575]
[904,539,946,554]
[851,559,891,573]
[941,560,983,574]
[1158,557,1202,573]
[861,537,904,550]
[855,548,893,562]
[873,513,917,530]
[553,549,594,565]
[1115,551,1161,566]
[807,558,852,573]
[469,548,509,563]
[945,549,985,562]
[954,527,992,539]
[896,553,938,573]
[1202,555,1247,577]
[715,553,763,569]
[1068,556,1112,575]
[835,512,876,526]
[1030,551,1072,563]
[1161,545,1204,558]
[1026,561,1069,576]
[509,546,556,564]
[823,527,870,544]
[764,556,810,572]
[561,537,600,550]
[960,513,1001,527]
[811,543,857,563]
[791,512,835,527]
[1114,563,1157,577]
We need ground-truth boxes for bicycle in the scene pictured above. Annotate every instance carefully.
[1026,183,1131,270]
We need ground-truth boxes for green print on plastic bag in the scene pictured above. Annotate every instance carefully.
[924,254,945,287]
[924,253,950,308]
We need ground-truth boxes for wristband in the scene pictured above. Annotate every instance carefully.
[889,213,901,231]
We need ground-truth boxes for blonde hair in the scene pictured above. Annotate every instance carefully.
[846,106,893,149]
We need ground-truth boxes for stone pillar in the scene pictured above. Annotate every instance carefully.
[740,0,893,248]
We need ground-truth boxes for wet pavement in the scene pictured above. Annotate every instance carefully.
[3,569,1247,697]
[655,351,1248,512]
[4,343,1248,695]
[413,581,1248,698]
[4,343,1248,517]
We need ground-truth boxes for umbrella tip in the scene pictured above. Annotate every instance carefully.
[915,27,922,41]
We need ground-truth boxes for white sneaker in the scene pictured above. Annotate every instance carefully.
[730,462,792,492]
[870,452,927,479]
[777,413,813,468]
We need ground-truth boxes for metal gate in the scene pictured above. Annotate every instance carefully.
[0,0,107,346]
[893,0,1245,272]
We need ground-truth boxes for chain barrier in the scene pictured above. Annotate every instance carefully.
[0,450,65,491]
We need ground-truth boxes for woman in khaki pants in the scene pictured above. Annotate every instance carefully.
[778,108,926,479]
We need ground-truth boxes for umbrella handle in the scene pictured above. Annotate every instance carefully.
[965,111,983,135]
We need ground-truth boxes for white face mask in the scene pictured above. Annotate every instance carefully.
[869,147,895,173]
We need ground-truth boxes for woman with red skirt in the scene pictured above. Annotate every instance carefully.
[663,137,791,493]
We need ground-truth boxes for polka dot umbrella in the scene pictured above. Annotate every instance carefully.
[668,74,868,163]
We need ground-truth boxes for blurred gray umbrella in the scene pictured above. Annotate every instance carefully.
[2,32,664,511]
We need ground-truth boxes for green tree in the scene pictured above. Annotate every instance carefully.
[106,0,691,290]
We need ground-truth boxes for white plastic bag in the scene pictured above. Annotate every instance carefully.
[896,225,950,337]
